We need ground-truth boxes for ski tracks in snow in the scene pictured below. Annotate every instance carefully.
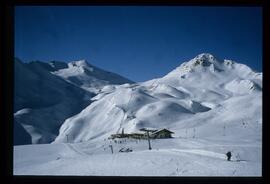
[65,143,90,157]
[163,148,226,160]
[186,149,225,159]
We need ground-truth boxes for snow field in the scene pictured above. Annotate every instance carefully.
[14,137,261,176]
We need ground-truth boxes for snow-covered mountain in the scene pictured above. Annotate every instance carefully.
[51,59,134,93]
[14,53,262,176]
[54,53,262,144]
[14,58,133,144]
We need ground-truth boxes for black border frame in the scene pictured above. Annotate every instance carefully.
[1,0,269,184]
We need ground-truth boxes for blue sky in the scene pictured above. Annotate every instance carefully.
[15,6,262,82]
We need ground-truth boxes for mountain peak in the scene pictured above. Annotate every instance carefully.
[69,59,90,67]
[176,53,221,72]
[195,53,216,59]
[164,53,227,79]
[192,53,220,64]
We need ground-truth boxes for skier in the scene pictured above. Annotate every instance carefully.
[236,153,241,162]
[226,151,232,161]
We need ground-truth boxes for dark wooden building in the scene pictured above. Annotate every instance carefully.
[150,129,174,139]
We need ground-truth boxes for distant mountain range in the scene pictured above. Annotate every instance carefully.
[14,54,262,145]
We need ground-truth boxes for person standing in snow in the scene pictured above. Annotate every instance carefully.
[226,151,232,161]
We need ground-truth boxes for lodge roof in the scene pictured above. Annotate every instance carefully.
[152,128,174,134]
[139,128,157,132]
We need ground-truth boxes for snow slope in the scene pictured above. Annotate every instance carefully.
[14,53,262,176]
[52,59,134,93]
[54,53,262,144]
[14,137,261,176]
[14,58,94,144]
[14,58,133,144]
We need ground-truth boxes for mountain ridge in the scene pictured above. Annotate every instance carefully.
[14,58,133,144]
[14,54,262,145]
[52,59,134,93]
[53,53,262,143]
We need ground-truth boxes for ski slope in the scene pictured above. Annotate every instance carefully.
[54,53,262,144]
[14,137,261,176]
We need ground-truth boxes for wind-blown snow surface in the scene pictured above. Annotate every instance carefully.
[14,53,262,176]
